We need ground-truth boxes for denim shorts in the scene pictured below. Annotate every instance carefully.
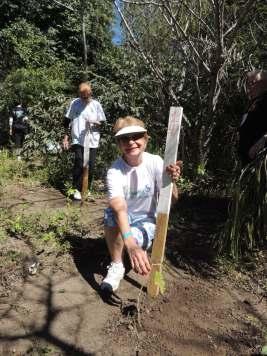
[104,207,155,250]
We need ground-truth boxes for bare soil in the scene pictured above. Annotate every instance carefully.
[0,183,266,356]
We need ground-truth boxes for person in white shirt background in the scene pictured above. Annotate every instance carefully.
[101,116,182,292]
[62,82,106,200]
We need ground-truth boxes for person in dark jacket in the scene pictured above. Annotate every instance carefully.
[9,102,29,160]
[239,70,267,166]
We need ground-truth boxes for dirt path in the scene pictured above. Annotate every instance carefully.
[0,185,266,355]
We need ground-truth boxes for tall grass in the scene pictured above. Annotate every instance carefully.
[0,148,74,192]
[216,149,267,259]
[0,150,26,187]
[0,149,50,189]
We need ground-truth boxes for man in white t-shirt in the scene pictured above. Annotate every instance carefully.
[63,82,106,200]
[101,116,182,293]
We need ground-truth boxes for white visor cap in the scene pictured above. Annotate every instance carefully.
[115,125,147,138]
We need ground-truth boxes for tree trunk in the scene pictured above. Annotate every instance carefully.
[80,0,88,69]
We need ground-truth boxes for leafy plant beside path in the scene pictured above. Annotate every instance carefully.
[216,150,267,260]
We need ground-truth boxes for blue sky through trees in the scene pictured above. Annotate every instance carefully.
[112,0,122,45]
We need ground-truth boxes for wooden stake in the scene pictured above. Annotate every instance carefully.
[81,128,90,203]
[147,107,183,298]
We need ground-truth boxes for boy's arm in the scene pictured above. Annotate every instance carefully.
[109,197,151,275]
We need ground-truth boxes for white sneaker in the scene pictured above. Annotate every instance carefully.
[101,262,125,292]
[73,190,82,200]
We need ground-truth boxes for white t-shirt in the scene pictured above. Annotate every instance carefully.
[107,152,163,221]
[65,98,106,148]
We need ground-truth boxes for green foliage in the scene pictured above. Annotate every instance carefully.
[0,149,51,189]
[25,95,67,151]
[176,177,194,193]
[0,0,116,179]
[0,0,265,193]
[0,0,114,66]
[5,208,80,253]
[121,0,266,178]
[45,152,73,191]
[197,164,206,176]
[0,247,24,284]
[0,64,68,108]
[6,250,22,262]
[215,151,267,259]
[262,332,267,356]
[0,150,26,188]
[0,149,72,198]
[0,153,84,253]
[8,215,27,236]
[66,187,77,199]
[0,19,58,75]
[0,65,71,163]
[262,345,267,356]
[0,227,7,243]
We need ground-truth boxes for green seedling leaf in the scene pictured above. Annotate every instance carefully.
[197,164,206,176]
[41,231,56,242]
[66,187,76,199]
[154,270,166,295]
[261,345,267,355]
[58,289,65,293]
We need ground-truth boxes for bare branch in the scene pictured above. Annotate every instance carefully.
[114,0,165,81]
[121,0,162,5]
[179,0,215,39]
[223,0,255,39]
[161,2,211,73]
[48,0,74,12]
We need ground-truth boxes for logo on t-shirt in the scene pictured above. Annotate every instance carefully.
[128,185,151,199]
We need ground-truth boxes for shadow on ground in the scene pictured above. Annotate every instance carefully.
[166,194,230,277]
[0,257,100,355]
[66,233,139,306]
